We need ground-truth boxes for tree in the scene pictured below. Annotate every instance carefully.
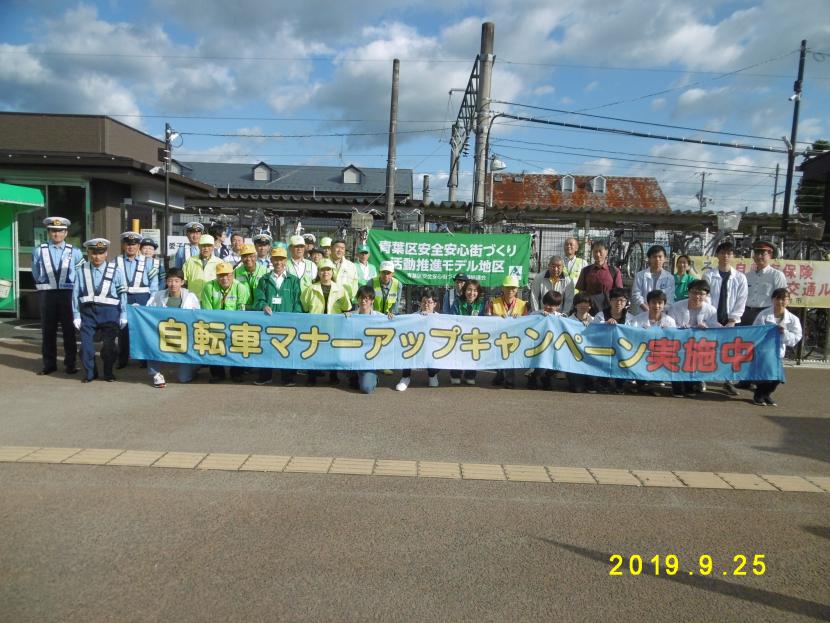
[796,140,829,215]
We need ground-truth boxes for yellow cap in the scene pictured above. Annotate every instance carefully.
[270,246,288,258]
[501,275,519,288]
[240,243,256,256]
[317,258,335,271]
[216,262,234,275]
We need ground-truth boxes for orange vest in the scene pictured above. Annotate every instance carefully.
[490,297,526,318]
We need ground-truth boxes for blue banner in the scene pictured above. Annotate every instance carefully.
[128,307,783,382]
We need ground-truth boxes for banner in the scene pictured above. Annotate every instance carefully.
[367,230,531,288]
[128,306,782,382]
[691,256,830,308]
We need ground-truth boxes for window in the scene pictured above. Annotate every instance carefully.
[342,166,361,184]
[590,176,607,193]
[559,175,575,192]
[16,185,85,249]
[253,164,271,182]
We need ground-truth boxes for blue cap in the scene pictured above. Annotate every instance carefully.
[184,222,204,232]
[253,233,272,243]
[140,238,158,249]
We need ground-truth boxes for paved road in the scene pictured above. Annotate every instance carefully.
[0,328,828,621]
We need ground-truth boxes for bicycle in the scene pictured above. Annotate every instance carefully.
[607,224,646,280]
[780,221,828,261]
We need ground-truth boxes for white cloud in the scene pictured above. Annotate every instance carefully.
[533,85,555,96]
[584,80,599,92]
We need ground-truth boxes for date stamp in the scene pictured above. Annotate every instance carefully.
[609,554,766,576]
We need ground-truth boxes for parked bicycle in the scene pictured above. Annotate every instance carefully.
[607,224,647,280]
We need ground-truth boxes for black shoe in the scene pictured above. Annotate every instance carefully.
[672,392,684,398]
[540,377,552,391]
[736,381,752,389]
[504,381,514,389]
[209,377,224,384]
[104,376,116,382]
[37,367,57,376]
[306,376,317,386]
[64,367,78,375]
[82,377,94,383]
[254,379,271,386]
[752,395,766,406]
[763,396,778,407]
[723,381,739,396]
[492,372,504,386]
[284,380,297,387]
[328,373,339,385]
[116,362,128,370]
[231,376,244,383]
[526,376,538,390]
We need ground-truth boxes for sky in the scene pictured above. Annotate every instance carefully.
[1,0,829,214]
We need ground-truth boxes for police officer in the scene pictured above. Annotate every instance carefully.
[32,216,84,375]
[173,221,204,268]
[116,231,159,368]
[140,237,166,290]
[253,233,273,269]
[72,239,128,382]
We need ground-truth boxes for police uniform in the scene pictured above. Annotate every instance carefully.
[253,233,274,270]
[140,238,166,289]
[173,222,204,268]
[32,217,84,374]
[116,232,159,368]
[72,239,128,382]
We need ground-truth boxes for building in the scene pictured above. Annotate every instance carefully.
[798,151,830,239]
[490,173,671,213]
[0,112,214,317]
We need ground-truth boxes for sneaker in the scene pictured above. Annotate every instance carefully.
[699,382,707,393]
[428,376,439,388]
[152,373,166,388]
[723,381,738,396]
[464,378,476,386]
[450,377,461,385]
[752,395,766,406]
[284,380,297,388]
[395,377,411,392]
[763,396,778,407]
[254,378,271,386]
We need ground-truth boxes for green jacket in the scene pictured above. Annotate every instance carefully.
[300,281,352,314]
[251,271,302,313]
[234,263,268,301]
[200,279,250,311]
[371,276,402,314]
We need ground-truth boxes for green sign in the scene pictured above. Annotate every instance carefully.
[367,230,531,287]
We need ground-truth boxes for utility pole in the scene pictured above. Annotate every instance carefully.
[385,59,400,228]
[472,22,495,223]
[782,39,807,231]
[422,175,431,204]
[163,122,172,262]
[771,163,780,213]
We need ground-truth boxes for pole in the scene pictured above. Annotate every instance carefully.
[782,39,807,231]
[422,174,431,204]
[385,59,400,228]
[472,22,495,223]
[163,122,171,266]
[771,163,780,213]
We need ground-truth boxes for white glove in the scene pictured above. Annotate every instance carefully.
[73,318,81,330]
[119,319,128,329]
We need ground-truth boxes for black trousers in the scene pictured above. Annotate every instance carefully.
[257,368,296,384]
[40,289,77,371]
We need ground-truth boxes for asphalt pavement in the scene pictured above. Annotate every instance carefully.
[0,322,828,621]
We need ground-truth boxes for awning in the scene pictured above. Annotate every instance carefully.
[0,182,45,208]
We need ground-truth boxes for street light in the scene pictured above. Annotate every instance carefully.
[488,153,507,211]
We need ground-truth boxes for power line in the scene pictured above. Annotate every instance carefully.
[105,113,448,123]
[493,100,799,144]
[181,126,450,138]
[492,137,781,172]
[497,113,789,154]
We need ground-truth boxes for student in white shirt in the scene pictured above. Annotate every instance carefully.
[631,245,675,312]
[751,288,802,407]
[527,290,563,390]
[566,292,596,393]
[667,279,721,398]
[626,290,677,329]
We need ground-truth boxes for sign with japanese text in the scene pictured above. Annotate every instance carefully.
[128,307,782,382]
[367,230,531,288]
[692,256,830,308]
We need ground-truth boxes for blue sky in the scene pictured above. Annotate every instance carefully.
[1,0,829,212]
